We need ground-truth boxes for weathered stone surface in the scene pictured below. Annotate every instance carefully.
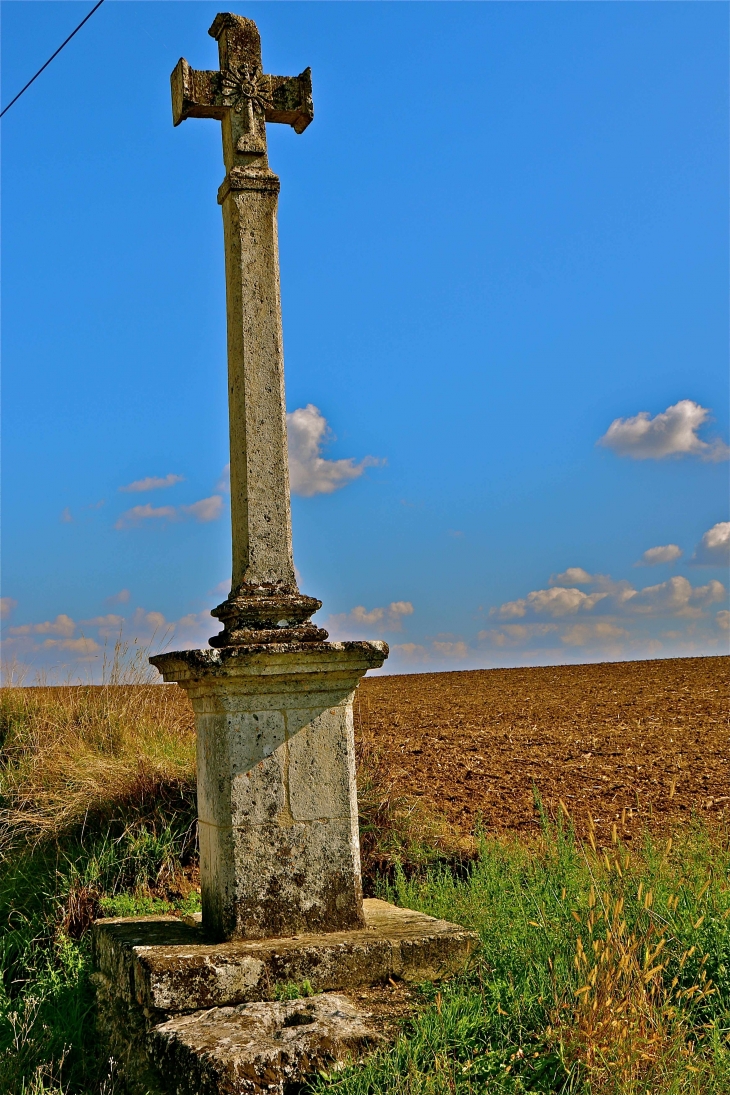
[149,993,380,1095]
[92,898,479,1014]
[169,14,323,648]
[151,644,387,942]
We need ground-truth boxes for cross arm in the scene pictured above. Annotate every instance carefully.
[171,58,313,134]
[171,59,223,125]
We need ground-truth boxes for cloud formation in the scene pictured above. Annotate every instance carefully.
[549,567,593,586]
[431,640,468,658]
[8,614,76,638]
[328,600,414,637]
[492,571,725,624]
[287,405,382,497]
[637,544,682,566]
[115,503,177,529]
[106,589,130,605]
[623,576,724,617]
[598,400,729,461]
[691,521,730,566]
[0,597,17,620]
[492,586,607,619]
[181,495,224,522]
[115,496,223,529]
[3,603,217,680]
[120,474,184,492]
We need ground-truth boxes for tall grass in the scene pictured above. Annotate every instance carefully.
[0,643,200,1093]
[309,820,730,1094]
[0,641,195,848]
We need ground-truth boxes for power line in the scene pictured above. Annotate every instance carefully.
[0,0,106,120]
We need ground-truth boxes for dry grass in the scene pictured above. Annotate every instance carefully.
[554,823,725,1092]
[0,642,195,849]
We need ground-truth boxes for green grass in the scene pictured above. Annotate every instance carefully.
[1,817,727,1095]
[308,821,730,1095]
[0,816,199,1095]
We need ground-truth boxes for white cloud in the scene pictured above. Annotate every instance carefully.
[624,576,725,617]
[431,640,468,658]
[81,614,125,638]
[115,503,177,529]
[120,473,184,492]
[329,601,414,637]
[391,642,429,663]
[60,507,73,524]
[40,636,100,657]
[216,464,231,493]
[350,605,385,626]
[386,601,414,624]
[115,494,223,529]
[690,521,730,566]
[480,562,729,659]
[549,567,593,586]
[478,623,558,646]
[0,597,17,620]
[598,400,729,461]
[106,589,130,605]
[560,622,629,647]
[8,614,76,638]
[636,544,682,566]
[490,569,726,630]
[287,405,382,497]
[492,586,607,619]
[181,495,224,522]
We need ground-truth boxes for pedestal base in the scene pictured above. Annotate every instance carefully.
[150,642,387,941]
[92,899,479,1095]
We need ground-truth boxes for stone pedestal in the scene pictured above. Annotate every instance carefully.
[150,641,387,942]
[92,899,479,1095]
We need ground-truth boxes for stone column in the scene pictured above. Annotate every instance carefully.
[155,14,389,945]
[219,166,295,594]
[151,642,387,941]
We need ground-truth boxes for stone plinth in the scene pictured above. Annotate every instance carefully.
[92,899,479,1095]
[93,899,478,1013]
[150,642,387,942]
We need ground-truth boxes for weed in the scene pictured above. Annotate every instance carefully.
[274,979,316,1001]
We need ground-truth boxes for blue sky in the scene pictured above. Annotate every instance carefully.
[2,1,728,681]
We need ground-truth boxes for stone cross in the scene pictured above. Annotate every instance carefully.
[152,15,388,944]
[172,13,323,648]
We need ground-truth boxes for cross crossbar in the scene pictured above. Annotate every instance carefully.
[171,13,312,170]
[171,59,313,134]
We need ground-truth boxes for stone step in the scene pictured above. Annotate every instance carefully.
[93,898,479,1014]
[148,992,385,1095]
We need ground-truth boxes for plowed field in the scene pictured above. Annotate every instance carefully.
[356,655,729,842]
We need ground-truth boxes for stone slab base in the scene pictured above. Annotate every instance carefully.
[92,899,478,1093]
[149,992,386,1095]
[93,898,478,1013]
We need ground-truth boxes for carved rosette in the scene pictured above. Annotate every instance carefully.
[219,65,273,115]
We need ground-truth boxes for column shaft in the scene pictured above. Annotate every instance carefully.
[220,171,296,591]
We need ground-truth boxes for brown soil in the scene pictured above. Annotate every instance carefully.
[356,655,729,843]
